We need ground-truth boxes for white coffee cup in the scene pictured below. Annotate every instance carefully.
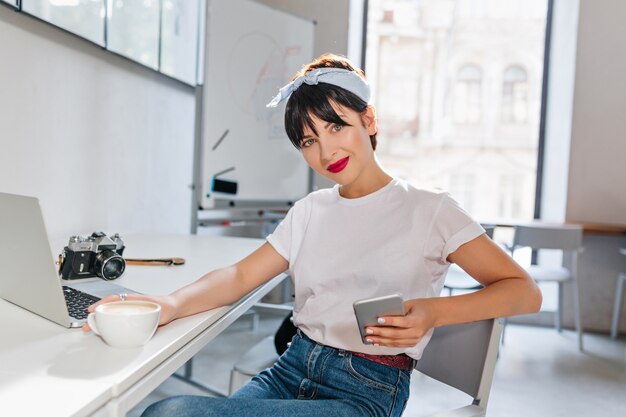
[87,300,161,348]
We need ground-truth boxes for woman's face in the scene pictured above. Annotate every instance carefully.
[298,102,378,188]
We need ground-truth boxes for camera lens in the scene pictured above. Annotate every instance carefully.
[95,250,126,280]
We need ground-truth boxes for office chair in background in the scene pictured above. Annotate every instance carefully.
[229,312,295,395]
[610,248,626,339]
[507,224,584,351]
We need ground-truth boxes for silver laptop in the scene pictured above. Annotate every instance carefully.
[0,192,134,328]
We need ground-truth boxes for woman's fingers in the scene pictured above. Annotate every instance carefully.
[83,293,155,333]
[365,326,424,346]
[87,293,149,312]
[366,337,421,348]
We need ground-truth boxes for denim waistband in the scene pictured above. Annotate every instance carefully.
[295,328,415,371]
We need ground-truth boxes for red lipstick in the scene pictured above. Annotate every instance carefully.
[327,156,349,173]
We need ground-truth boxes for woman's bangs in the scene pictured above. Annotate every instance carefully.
[285,84,365,149]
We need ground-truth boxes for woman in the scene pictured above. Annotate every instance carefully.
[88,54,542,417]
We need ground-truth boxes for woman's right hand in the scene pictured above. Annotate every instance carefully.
[81,293,179,333]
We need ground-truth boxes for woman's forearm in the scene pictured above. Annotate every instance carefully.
[424,275,542,328]
[160,242,290,324]
[165,265,249,321]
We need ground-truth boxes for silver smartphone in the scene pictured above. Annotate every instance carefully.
[353,293,405,344]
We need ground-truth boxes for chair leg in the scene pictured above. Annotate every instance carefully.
[556,282,564,332]
[184,358,193,378]
[228,369,237,396]
[571,278,584,352]
[610,273,626,339]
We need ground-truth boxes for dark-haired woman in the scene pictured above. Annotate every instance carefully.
[88,54,541,417]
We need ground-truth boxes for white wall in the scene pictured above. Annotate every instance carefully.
[0,7,196,241]
[566,0,626,227]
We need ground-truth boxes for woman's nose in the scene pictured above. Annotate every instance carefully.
[319,138,338,163]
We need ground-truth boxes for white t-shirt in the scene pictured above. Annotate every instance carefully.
[266,178,484,360]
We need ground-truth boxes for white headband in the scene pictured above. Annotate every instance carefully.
[266,67,371,108]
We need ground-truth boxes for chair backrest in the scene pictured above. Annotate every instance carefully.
[416,319,503,408]
[512,224,582,251]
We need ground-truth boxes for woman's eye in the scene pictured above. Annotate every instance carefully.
[331,124,344,132]
[301,139,315,148]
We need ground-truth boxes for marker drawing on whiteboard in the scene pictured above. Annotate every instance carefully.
[213,166,236,177]
[212,129,230,151]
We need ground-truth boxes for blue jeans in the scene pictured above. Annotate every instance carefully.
[142,330,411,417]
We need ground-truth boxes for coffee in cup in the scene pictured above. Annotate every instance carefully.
[87,300,161,348]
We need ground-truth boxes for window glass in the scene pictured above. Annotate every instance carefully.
[502,65,529,123]
[106,0,160,70]
[160,0,201,85]
[366,0,548,221]
[454,65,483,124]
[21,0,105,46]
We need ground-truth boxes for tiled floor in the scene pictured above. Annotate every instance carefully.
[129,311,626,417]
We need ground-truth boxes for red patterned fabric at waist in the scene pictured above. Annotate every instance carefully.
[351,351,414,371]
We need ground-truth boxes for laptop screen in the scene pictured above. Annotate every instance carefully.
[0,192,71,327]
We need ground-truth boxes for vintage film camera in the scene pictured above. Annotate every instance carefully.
[59,232,126,280]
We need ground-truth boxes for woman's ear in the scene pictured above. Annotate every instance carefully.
[361,105,378,136]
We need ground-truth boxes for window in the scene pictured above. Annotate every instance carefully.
[366,0,549,221]
[454,65,483,124]
[502,65,529,123]
[498,174,524,218]
[449,174,476,214]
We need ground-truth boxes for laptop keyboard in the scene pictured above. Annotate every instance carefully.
[62,286,101,320]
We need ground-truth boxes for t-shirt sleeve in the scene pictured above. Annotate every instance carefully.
[430,193,485,263]
[266,198,308,263]
[266,209,294,262]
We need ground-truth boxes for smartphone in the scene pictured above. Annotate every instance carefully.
[353,293,405,344]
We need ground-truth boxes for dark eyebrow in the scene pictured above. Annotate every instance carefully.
[325,115,347,130]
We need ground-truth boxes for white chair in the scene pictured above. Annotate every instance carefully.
[416,319,503,417]
[444,225,496,296]
[228,335,279,395]
[609,248,626,339]
[509,224,584,351]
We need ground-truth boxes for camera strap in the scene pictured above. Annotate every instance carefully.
[125,258,186,266]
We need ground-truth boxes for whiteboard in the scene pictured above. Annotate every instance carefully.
[201,0,314,208]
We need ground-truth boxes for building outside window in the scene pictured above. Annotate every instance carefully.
[502,65,529,123]
[453,64,483,124]
[365,0,549,222]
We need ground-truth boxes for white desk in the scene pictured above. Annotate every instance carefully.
[0,234,286,417]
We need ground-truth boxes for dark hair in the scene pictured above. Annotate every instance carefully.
[284,54,377,150]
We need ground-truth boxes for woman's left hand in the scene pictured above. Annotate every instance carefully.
[364,299,436,348]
